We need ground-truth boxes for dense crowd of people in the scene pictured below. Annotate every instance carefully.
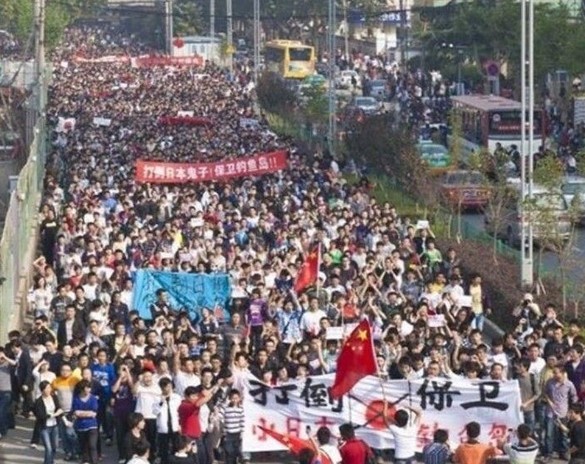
[2,23,585,464]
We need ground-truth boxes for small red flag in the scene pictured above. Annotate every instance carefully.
[330,319,378,398]
[258,426,331,464]
[294,244,320,293]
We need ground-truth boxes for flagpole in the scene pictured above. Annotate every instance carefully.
[316,242,322,298]
[348,389,353,425]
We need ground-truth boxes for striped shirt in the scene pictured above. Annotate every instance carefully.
[423,442,451,464]
[221,404,245,434]
[503,441,539,464]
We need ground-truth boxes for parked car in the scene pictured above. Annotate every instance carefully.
[365,79,389,100]
[561,175,585,223]
[336,70,361,89]
[351,96,382,115]
[440,170,491,209]
[298,74,327,100]
[485,182,572,247]
[416,142,453,174]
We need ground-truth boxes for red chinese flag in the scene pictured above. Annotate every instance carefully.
[294,245,320,293]
[330,319,378,399]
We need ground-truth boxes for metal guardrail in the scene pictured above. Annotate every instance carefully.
[0,78,48,345]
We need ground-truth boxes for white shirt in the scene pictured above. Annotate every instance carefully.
[389,421,418,459]
[134,382,162,419]
[43,396,58,427]
[173,371,200,397]
[33,370,56,399]
[529,357,546,377]
[320,444,342,464]
[300,310,327,336]
[153,393,182,433]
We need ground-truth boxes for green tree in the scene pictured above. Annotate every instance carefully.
[530,154,576,307]
[417,0,585,90]
[256,72,297,115]
[174,0,204,36]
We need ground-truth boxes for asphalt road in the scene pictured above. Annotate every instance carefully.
[462,212,585,286]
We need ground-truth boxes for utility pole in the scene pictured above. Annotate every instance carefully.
[227,0,233,74]
[399,0,405,69]
[520,0,534,288]
[342,0,349,62]
[327,0,337,156]
[33,0,45,83]
[210,0,215,38]
[253,0,260,83]
[165,0,174,55]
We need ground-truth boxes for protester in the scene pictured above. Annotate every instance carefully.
[422,429,451,464]
[543,365,577,460]
[168,435,198,464]
[316,426,342,464]
[127,440,151,464]
[154,377,182,464]
[0,347,16,439]
[72,379,100,464]
[452,422,496,464]
[219,388,245,464]
[124,413,150,463]
[558,403,585,464]
[387,405,421,464]
[499,424,539,464]
[0,22,581,464]
[33,380,64,464]
[338,423,374,464]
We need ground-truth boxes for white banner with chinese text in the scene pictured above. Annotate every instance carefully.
[242,375,522,452]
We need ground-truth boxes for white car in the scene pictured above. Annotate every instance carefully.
[561,175,585,222]
[335,70,361,89]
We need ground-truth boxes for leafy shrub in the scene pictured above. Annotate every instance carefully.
[436,238,565,331]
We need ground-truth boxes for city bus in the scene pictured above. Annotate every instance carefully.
[264,40,316,79]
[450,94,544,161]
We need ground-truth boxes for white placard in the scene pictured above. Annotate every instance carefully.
[459,295,473,308]
[92,117,112,127]
[428,314,446,328]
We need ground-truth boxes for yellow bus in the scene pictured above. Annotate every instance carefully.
[264,40,316,79]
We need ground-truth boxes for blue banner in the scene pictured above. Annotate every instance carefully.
[132,270,231,322]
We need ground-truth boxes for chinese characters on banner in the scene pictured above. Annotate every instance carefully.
[242,374,522,453]
[133,55,204,68]
[135,150,288,184]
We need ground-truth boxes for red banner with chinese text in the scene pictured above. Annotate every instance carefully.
[134,55,203,68]
[135,150,288,184]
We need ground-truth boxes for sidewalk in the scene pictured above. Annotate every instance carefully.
[0,417,118,464]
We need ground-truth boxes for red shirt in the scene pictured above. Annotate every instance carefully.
[339,438,372,464]
[178,399,201,439]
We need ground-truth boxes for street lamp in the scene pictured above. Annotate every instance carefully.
[441,43,464,96]
[253,0,260,83]
[327,0,337,157]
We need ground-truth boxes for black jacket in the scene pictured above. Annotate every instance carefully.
[57,318,86,347]
[12,349,33,389]
[33,394,62,429]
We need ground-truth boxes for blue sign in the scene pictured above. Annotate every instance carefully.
[132,270,231,322]
[347,9,410,25]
